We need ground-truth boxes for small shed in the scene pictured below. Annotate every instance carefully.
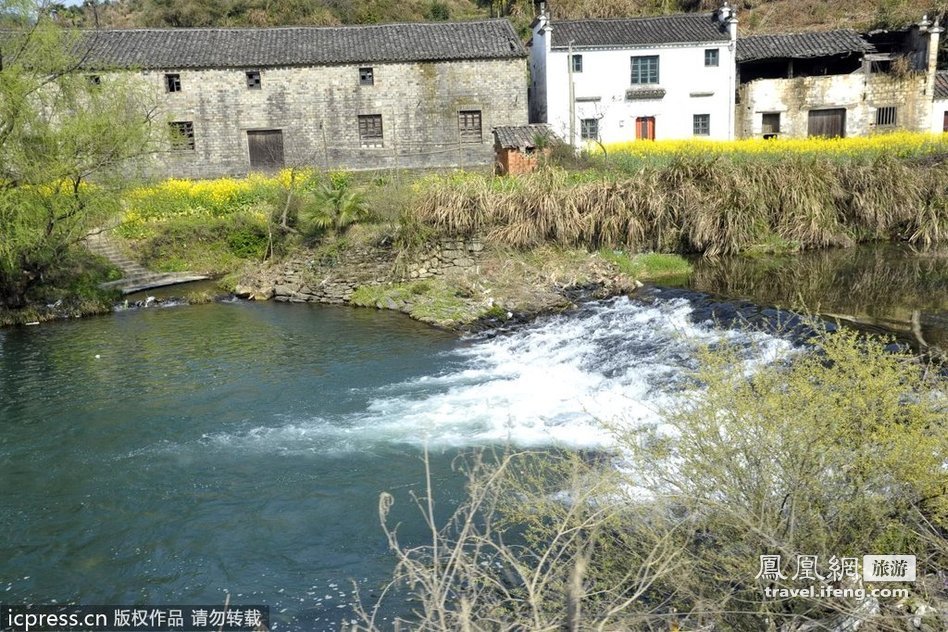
[493,124,554,175]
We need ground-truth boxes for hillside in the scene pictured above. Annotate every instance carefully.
[58,0,948,37]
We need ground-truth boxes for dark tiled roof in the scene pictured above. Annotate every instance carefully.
[70,20,525,70]
[935,71,948,100]
[737,30,872,63]
[549,13,729,49]
[493,124,554,150]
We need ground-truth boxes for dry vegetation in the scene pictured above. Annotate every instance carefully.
[407,155,948,257]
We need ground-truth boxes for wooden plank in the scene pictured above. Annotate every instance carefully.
[248,130,285,170]
[807,109,846,138]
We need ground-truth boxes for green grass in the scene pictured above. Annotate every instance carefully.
[351,279,489,327]
[599,250,693,281]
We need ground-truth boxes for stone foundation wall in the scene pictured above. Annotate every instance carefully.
[244,238,484,304]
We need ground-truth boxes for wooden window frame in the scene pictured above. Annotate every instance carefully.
[875,106,897,127]
[168,121,195,151]
[165,73,181,93]
[246,70,262,90]
[705,49,719,67]
[458,110,483,144]
[358,114,384,148]
[571,54,583,73]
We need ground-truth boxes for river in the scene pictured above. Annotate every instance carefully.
[0,244,944,630]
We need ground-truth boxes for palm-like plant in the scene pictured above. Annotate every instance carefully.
[303,174,372,236]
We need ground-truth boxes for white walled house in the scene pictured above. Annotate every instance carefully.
[934,71,948,133]
[529,6,738,146]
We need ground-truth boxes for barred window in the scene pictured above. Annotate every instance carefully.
[358,114,384,148]
[458,110,482,143]
[875,106,897,127]
[705,49,719,67]
[693,114,710,136]
[246,70,261,89]
[631,55,659,84]
[169,121,195,151]
[580,118,599,140]
[165,73,181,93]
[571,54,583,73]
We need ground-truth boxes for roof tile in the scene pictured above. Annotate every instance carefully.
[549,13,730,49]
[737,30,872,63]
[935,71,948,100]
[72,20,525,70]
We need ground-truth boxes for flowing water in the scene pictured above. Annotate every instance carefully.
[1,244,944,630]
[0,293,792,630]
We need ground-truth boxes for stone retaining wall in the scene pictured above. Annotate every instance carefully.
[241,237,484,304]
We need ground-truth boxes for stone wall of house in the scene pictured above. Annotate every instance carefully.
[736,71,932,138]
[123,58,528,179]
[257,238,484,304]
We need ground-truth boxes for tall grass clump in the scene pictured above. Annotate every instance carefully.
[407,148,948,256]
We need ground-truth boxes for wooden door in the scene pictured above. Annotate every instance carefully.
[807,109,846,138]
[635,117,656,140]
[247,130,285,170]
[943,111,947,133]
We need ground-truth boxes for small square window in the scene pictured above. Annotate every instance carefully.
[359,67,374,86]
[87,75,101,86]
[571,54,583,73]
[580,118,598,141]
[704,49,719,67]
[459,110,482,143]
[165,73,181,93]
[246,70,261,89]
[169,121,195,151]
[693,114,710,136]
[358,114,383,148]
[875,106,897,127]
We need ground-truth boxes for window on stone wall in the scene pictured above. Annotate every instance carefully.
[246,70,262,89]
[571,54,583,73]
[165,73,181,93]
[631,55,659,84]
[693,113,710,136]
[458,110,483,143]
[762,112,781,139]
[359,67,374,86]
[87,74,101,86]
[875,106,898,127]
[168,121,195,151]
[580,118,598,140]
[705,49,719,67]
[358,114,384,148]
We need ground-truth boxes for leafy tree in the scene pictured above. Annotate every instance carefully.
[0,0,155,309]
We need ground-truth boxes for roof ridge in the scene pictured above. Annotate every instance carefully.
[551,12,716,25]
[743,28,862,38]
[85,18,514,34]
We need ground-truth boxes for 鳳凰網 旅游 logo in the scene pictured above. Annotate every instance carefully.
[755,554,916,601]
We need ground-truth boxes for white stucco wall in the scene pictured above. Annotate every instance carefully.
[933,99,948,133]
[531,27,736,145]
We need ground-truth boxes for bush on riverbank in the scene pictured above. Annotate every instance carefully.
[363,327,948,630]
[409,151,948,256]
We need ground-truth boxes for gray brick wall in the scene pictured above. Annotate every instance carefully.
[134,58,527,179]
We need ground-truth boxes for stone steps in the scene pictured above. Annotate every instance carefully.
[84,229,209,295]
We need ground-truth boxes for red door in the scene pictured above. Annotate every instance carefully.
[635,117,656,140]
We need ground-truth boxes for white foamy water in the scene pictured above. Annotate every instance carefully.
[197,295,792,455]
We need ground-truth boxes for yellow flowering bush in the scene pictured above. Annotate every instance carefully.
[600,132,948,166]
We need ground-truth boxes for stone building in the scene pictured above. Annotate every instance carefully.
[735,19,943,138]
[528,4,738,145]
[78,20,528,178]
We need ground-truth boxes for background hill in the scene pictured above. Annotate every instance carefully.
[52,0,948,41]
